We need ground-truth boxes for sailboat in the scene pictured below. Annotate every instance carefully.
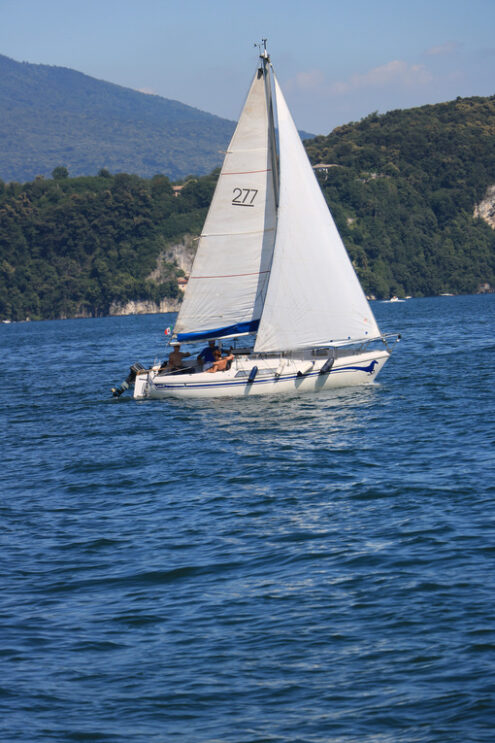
[125,43,398,400]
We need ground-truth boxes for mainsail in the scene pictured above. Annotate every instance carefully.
[175,69,277,341]
[175,52,381,351]
[254,74,381,352]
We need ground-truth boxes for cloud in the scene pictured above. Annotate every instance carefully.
[137,87,157,95]
[289,69,326,92]
[425,41,461,56]
[288,60,433,98]
[287,60,433,101]
[331,60,433,94]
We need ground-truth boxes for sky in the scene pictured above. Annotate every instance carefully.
[1,0,494,135]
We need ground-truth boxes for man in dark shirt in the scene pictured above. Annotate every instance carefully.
[197,340,218,370]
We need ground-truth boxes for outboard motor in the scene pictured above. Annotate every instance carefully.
[111,362,145,397]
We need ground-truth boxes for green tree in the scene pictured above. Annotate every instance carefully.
[52,166,69,180]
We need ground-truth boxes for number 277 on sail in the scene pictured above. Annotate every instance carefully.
[232,187,258,206]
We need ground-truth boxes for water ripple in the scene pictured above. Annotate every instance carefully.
[1,296,494,742]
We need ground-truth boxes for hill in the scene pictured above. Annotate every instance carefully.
[0,170,218,321]
[305,95,495,298]
[0,54,236,182]
[0,55,314,183]
[1,95,494,322]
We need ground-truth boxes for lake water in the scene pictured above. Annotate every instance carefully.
[2,295,494,742]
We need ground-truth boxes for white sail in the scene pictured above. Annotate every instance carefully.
[174,70,277,341]
[131,49,396,401]
[254,74,381,353]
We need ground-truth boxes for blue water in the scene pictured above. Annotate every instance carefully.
[2,295,494,743]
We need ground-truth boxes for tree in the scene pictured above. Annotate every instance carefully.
[52,166,69,180]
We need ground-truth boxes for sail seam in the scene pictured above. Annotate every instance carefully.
[190,270,271,280]
[222,169,271,175]
[201,228,275,238]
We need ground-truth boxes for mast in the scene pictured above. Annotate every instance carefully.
[259,40,279,207]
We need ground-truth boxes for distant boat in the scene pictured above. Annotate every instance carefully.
[115,42,399,400]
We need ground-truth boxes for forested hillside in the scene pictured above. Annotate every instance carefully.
[0,169,217,321]
[306,95,495,298]
[1,94,494,322]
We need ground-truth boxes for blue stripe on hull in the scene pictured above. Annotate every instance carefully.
[153,362,378,391]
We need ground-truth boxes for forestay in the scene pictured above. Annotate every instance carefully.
[254,75,381,353]
[175,70,277,342]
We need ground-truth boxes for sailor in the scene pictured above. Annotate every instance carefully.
[206,350,234,373]
[164,341,191,371]
[197,339,218,370]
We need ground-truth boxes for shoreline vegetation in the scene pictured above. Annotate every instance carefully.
[2,293,493,327]
[1,94,495,323]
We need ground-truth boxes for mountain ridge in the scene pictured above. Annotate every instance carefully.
[1,65,494,321]
[0,54,314,183]
[0,53,236,181]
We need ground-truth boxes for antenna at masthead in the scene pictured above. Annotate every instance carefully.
[255,38,270,62]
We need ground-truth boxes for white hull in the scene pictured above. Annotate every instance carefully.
[133,348,390,400]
